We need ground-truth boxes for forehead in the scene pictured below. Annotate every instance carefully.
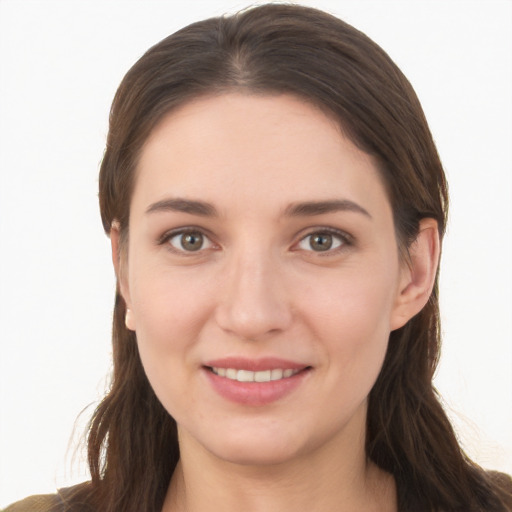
[132,93,390,218]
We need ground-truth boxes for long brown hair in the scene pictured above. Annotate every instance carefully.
[83,4,512,511]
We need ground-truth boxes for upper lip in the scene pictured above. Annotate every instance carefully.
[203,357,309,372]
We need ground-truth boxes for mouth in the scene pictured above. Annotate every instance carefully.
[207,367,306,383]
[202,358,312,405]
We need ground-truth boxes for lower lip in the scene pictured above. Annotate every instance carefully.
[203,367,310,406]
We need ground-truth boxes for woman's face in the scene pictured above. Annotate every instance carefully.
[118,93,410,466]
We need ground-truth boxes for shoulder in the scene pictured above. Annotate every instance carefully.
[3,492,61,512]
[3,482,93,512]
[487,470,512,508]
[488,470,512,488]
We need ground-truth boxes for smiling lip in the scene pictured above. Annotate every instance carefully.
[203,357,311,406]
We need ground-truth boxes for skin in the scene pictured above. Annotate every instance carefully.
[112,93,439,512]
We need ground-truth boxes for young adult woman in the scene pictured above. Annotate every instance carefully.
[5,4,511,511]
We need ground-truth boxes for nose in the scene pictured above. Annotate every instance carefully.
[214,249,293,341]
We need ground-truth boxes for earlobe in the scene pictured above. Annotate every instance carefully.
[390,218,440,331]
[110,221,122,277]
[125,308,136,331]
[110,222,134,329]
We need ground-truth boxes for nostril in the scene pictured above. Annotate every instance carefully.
[214,294,293,341]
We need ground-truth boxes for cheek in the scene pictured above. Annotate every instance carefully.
[131,269,214,347]
[298,261,398,381]
[127,264,217,394]
[128,278,213,421]
[301,260,398,337]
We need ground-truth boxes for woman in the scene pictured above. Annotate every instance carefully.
[5,3,511,511]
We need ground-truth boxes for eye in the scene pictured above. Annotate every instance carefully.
[167,230,213,252]
[296,230,347,252]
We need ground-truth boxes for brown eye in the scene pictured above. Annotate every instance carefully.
[297,231,345,252]
[310,233,333,251]
[169,231,211,252]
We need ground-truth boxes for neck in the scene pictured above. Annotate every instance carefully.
[162,413,396,512]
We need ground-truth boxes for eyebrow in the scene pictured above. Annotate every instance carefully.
[284,199,371,218]
[145,197,371,219]
[146,198,218,217]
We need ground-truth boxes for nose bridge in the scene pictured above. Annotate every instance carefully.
[215,242,291,340]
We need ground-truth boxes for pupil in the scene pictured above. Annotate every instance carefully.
[181,232,203,251]
[311,233,332,251]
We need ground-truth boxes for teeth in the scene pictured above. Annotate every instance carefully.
[211,367,301,382]
[271,369,283,381]
[255,370,271,382]
[237,370,254,382]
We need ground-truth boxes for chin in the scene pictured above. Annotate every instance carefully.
[210,439,303,467]
[180,420,309,467]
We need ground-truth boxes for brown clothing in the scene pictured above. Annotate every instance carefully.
[3,492,62,512]
[4,474,512,511]
[2,483,91,512]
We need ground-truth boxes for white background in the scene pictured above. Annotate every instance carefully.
[0,0,511,507]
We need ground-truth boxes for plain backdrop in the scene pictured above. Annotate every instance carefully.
[0,0,511,507]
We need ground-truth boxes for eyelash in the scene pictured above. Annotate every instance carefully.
[158,227,353,255]
[158,228,216,254]
[294,228,353,254]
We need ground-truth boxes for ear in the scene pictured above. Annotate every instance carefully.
[390,218,440,331]
[110,222,136,331]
